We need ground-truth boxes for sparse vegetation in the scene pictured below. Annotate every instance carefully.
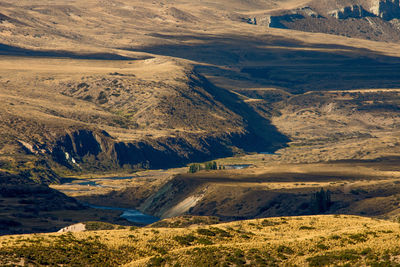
[1,215,399,266]
[84,221,117,231]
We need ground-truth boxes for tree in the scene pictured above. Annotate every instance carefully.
[310,188,331,214]
[204,161,218,170]
[189,161,218,173]
[212,161,217,170]
[188,164,201,173]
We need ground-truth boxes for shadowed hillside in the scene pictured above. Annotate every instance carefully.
[135,33,400,93]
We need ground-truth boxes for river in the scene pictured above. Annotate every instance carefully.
[60,177,160,225]
[86,204,159,225]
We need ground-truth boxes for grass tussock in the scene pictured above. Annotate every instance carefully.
[1,215,400,266]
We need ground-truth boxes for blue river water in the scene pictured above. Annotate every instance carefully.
[87,204,159,225]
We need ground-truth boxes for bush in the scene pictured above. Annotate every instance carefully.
[173,234,196,246]
[210,227,232,238]
[306,249,361,266]
[348,233,368,243]
[261,219,281,227]
[197,228,216,236]
[197,238,213,245]
[85,221,116,231]
[299,225,316,230]
[147,256,166,267]
[277,245,294,255]
[97,91,108,104]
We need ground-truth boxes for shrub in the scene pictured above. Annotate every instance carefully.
[147,256,166,267]
[316,243,330,250]
[85,221,116,231]
[348,233,368,243]
[226,249,246,265]
[197,228,216,236]
[306,249,361,266]
[299,225,316,230]
[173,235,196,246]
[277,245,295,255]
[97,91,108,104]
[329,235,341,240]
[197,238,213,245]
[261,219,281,227]
[210,227,232,238]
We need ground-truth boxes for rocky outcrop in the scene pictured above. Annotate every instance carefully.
[264,7,321,28]
[52,129,114,170]
[370,0,400,20]
[328,1,400,20]
[266,0,400,26]
[329,5,373,19]
[262,0,400,42]
[268,14,305,28]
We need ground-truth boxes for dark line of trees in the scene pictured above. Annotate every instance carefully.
[188,161,223,173]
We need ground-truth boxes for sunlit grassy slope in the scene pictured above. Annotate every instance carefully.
[1,215,399,266]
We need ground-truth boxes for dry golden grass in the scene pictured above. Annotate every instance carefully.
[1,215,399,266]
[0,56,190,142]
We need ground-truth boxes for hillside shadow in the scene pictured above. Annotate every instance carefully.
[0,43,141,60]
[196,72,289,152]
[131,33,400,93]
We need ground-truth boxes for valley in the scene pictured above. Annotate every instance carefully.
[0,0,400,265]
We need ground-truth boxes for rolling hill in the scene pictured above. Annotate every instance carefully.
[1,3,400,263]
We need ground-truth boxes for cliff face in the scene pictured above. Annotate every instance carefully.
[371,0,400,20]
[329,5,372,19]
[51,127,284,173]
[262,0,400,41]
[327,0,400,20]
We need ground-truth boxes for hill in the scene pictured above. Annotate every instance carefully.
[0,215,399,266]
[1,0,400,178]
